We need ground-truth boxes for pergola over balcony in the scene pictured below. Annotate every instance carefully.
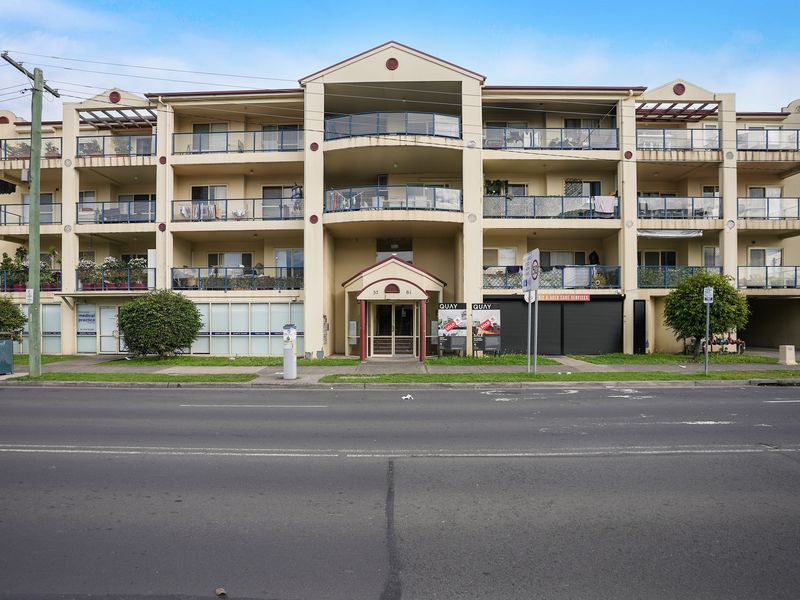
[77,105,157,130]
[635,101,719,123]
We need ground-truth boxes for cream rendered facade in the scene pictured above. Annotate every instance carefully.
[0,41,799,357]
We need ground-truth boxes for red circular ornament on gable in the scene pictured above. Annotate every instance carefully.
[109,91,121,104]
[386,58,399,71]
[384,283,400,293]
[624,150,633,159]
[672,83,686,96]
[309,215,318,224]
[158,223,166,232]
[0,116,9,124]
[310,142,319,151]
[159,156,167,164]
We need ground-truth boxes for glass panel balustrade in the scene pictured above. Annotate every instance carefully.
[172,198,304,221]
[171,267,304,290]
[76,135,155,157]
[638,196,721,219]
[483,265,620,289]
[636,129,720,150]
[1,137,62,159]
[0,204,62,225]
[482,127,618,150]
[737,129,800,151]
[324,186,462,212]
[738,266,799,289]
[172,130,304,154]
[638,266,723,288]
[483,195,619,218]
[324,112,461,140]
[737,197,800,219]
[76,200,156,224]
[0,270,62,291]
[76,268,156,291]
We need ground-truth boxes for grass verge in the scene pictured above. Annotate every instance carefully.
[426,354,559,366]
[569,352,777,365]
[320,370,800,384]
[101,356,360,367]
[14,372,257,383]
[13,354,81,365]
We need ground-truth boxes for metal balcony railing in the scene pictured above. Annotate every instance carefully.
[638,196,721,219]
[172,130,304,154]
[325,185,462,212]
[0,204,62,225]
[76,135,155,157]
[736,130,800,151]
[76,268,156,291]
[483,195,619,218]
[637,266,723,288]
[737,197,800,219]
[325,112,461,140]
[636,129,720,150]
[483,127,618,150]
[738,266,800,289]
[1,137,62,159]
[0,270,62,291]
[172,198,304,222]
[77,200,156,224]
[483,265,620,289]
[171,267,304,291]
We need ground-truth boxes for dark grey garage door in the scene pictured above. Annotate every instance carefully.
[487,296,623,355]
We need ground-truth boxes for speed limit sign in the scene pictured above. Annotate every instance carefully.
[523,249,540,293]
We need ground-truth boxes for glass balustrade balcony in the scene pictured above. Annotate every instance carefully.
[76,268,156,291]
[77,200,156,224]
[0,270,62,291]
[1,137,62,159]
[76,135,155,157]
[738,266,800,289]
[638,197,721,219]
[483,265,620,289]
[171,267,304,291]
[325,112,461,140]
[172,130,304,154]
[172,198,304,222]
[737,129,800,151]
[483,127,618,150]
[483,195,619,218]
[636,129,720,150]
[324,186,462,212]
[638,266,722,288]
[738,197,800,219]
[0,204,62,225]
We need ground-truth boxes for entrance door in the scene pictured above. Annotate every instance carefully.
[370,303,416,357]
[633,300,646,354]
[99,306,120,353]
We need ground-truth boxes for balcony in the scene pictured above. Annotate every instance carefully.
[738,266,800,289]
[172,130,303,154]
[76,135,155,157]
[0,137,62,160]
[483,265,620,289]
[172,198,303,222]
[638,266,722,288]
[171,267,303,291]
[737,130,800,151]
[638,197,721,219]
[0,204,62,225]
[77,200,156,224]
[636,129,720,150]
[324,186,462,213]
[738,197,800,220]
[484,195,619,219]
[0,271,62,292]
[76,268,156,291]
[325,112,461,140]
[483,127,618,150]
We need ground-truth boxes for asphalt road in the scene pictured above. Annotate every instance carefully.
[1,384,799,600]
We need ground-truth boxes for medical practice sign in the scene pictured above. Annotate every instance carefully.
[523,249,540,293]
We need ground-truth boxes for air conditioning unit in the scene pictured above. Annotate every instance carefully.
[21,168,29,182]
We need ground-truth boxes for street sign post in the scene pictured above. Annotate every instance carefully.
[703,286,714,375]
[523,250,540,374]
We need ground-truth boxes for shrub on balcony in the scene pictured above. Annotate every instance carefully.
[0,296,26,342]
[117,289,202,358]
[78,259,100,289]
[127,257,148,288]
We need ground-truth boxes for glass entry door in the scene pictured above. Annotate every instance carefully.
[370,303,416,357]
[99,306,120,353]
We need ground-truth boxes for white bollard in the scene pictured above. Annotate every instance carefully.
[778,345,797,366]
[283,324,297,379]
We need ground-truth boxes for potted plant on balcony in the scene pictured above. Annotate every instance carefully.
[231,207,247,221]
[101,256,126,289]
[112,137,130,157]
[127,257,148,289]
[78,258,99,290]
[43,141,61,159]
[7,142,31,160]
[80,139,103,157]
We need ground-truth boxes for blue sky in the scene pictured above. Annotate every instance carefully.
[1,0,798,119]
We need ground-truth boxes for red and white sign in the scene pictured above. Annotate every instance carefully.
[538,293,590,302]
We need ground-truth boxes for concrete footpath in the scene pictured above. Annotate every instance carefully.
[1,350,799,388]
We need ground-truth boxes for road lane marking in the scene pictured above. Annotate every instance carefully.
[179,404,329,408]
[763,400,800,403]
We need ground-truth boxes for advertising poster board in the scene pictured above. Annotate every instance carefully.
[437,303,467,353]
[471,303,501,353]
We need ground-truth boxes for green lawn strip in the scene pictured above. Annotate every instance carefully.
[15,372,257,383]
[426,354,559,366]
[13,354,82,365]
[320,370,800,384]
[100,356,360,367]
[569,352,777,365]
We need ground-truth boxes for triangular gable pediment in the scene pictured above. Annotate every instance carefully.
[342,256,446,298]
[300,41,485,85]
[77,88,150,110]
[642,80,718,102]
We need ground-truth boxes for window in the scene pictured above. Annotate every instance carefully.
[78,191,96,204]
[191,186,227,220]
[703,247,720,267]
[564,118,600,128]
[541,251,586,266]
[192,123,227,152]
[262,124,301,150]
[637,251,676,267]
[748,186,782,198]
[565,179,601,196]
[275,249,304,278]
[483,247,516,266]
[507,183,528,197]
[376,238,412,263]
[702,186,720,197]
[262,185,299,219]
[121,254,147,264]
[118,194,156,222]
[79,251,96,262]
[748,248,783,267]
[208,252,253,270]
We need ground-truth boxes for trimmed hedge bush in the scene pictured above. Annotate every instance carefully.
[0,296,26,342]
[117,290,201,357]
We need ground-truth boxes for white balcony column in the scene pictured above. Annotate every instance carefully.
[303,81,326,357]
[717,92,738,282]
[155,101,174,290]
[618,96,639,353]
[461,79,484,354]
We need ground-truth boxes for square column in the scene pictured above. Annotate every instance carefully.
[155,101,174,290]
[618,96,639,354]
[717,93,738,282]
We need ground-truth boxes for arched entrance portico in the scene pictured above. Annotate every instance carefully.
[341,257,446,361]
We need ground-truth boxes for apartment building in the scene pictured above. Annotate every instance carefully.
[0,41,798,358]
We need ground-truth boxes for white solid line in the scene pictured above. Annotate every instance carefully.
[0,448,338,458]
[178,404,328,408]
[346,448,800,459]
[763,400,800,403]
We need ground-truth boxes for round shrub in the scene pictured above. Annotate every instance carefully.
[117,290,201,357]
[0,296,26,342]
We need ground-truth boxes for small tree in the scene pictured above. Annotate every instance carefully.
[663,272,749,358]
[117,290,201,357]
[0,296,27,343]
